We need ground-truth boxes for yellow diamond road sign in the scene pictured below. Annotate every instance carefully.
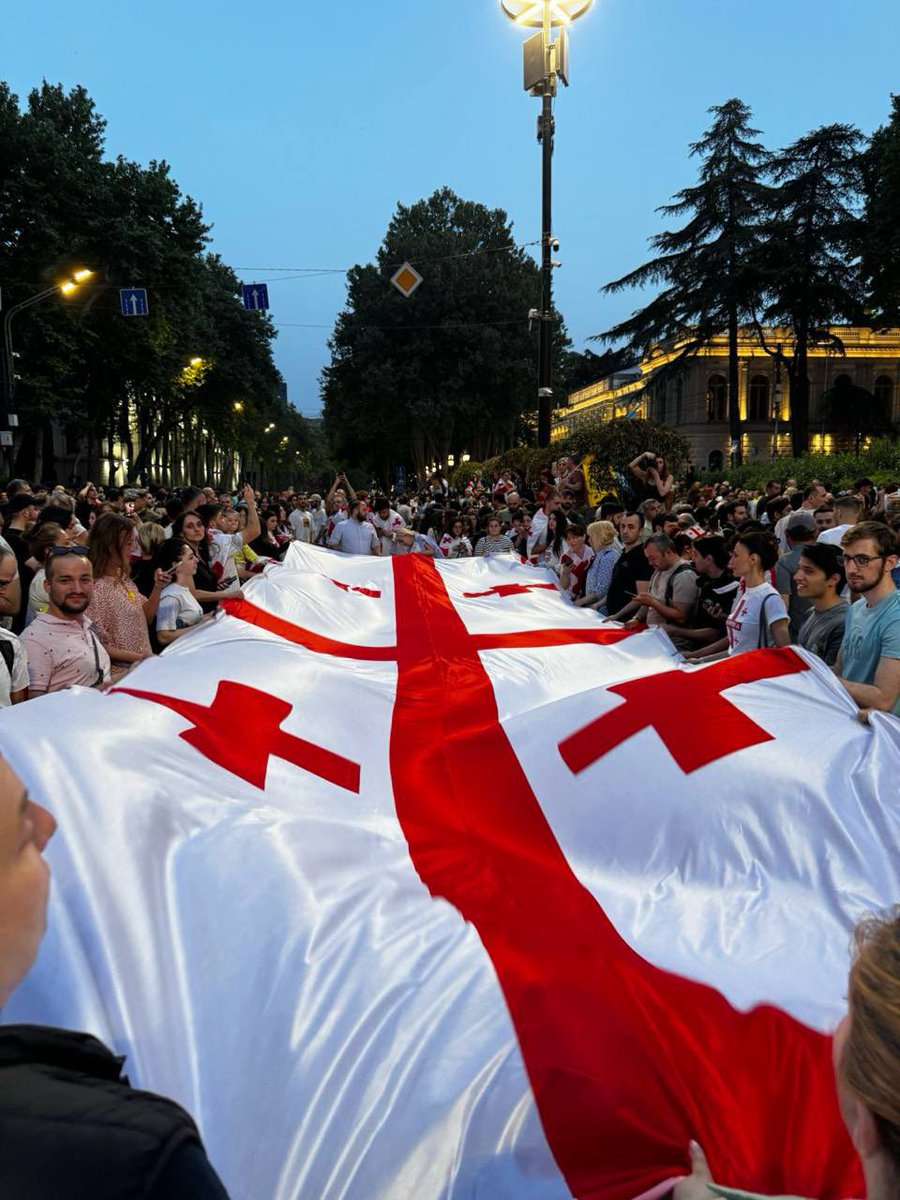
[391,262,423,298]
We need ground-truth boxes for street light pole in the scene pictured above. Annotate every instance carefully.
[501,0,594,448]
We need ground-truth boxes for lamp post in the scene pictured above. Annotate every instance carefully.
[1,269,94,419]
[500,0,594,448]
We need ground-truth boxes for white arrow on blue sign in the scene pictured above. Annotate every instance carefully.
[241,283,270,312]
[119,288,149,317]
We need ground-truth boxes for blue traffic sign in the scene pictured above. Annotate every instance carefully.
[242,283,269,312]
[120,288,149,317]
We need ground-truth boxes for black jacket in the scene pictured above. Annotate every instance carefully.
[0,1024,229,1199]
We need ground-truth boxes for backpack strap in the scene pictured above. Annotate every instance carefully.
[664,562,694,608]
[0,637,14,679]
[757,593,774,649]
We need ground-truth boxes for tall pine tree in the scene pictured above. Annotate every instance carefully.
[755,124,865,456]
[598,99,769,464]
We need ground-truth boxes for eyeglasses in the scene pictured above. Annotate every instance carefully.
[841,553,884,569]
[48,545,90,557]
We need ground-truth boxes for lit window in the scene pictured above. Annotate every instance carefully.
[748,375,770,422]
[706,375,727,422]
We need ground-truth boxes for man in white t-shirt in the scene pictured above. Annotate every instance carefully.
[0,550,28,704]
[207,485,260,588]
[817,495,863,546]
[328,500,381,555]
[289,496,316,544]
[368,497,405,555]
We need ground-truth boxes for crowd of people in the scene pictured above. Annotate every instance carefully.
[0,455,897,720]
[0,456,898,1194]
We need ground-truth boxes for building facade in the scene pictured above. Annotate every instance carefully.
[554,327,900,470]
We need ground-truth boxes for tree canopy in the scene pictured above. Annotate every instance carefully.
[0,81,305,486]
[321,187,568,485]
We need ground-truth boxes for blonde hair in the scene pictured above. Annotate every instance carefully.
[843,907,900,1166]
[136,521,165,555]
[587,520,616,551]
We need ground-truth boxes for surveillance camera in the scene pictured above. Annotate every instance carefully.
[550,237,560,252]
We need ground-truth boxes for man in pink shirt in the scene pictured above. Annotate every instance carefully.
[21,548,111,698]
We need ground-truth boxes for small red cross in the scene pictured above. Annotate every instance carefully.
[559,648,810,776]
[463,582,559,599]
[112,680,361,793]
[330,579,382,598]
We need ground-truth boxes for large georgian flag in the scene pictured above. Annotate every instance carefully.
[2,543,898,1200]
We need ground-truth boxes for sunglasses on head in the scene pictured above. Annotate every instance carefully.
[48,545,89,557]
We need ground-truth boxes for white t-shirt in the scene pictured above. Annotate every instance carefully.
[368,510,405,554]
[329,518,380,555]
[0,626,29,705]
[726,582,788,655]
[817,524,852,546]
[289,508,316,543]
[156,584,203,633]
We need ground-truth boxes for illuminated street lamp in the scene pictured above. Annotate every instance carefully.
[500,0,594,447]
[1,267,94,418]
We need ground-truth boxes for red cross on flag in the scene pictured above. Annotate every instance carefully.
[2,542,897,1200]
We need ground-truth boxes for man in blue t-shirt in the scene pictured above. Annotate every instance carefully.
[835,522,900,717]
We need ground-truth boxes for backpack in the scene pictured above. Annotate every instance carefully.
[664,562,696,608]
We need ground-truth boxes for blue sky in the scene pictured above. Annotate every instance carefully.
[5,0,900,416]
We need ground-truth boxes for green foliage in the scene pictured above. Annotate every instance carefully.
[322,187,569,484]
[697,438,900,492]
[565,418,691,500]
[860,94,900,326]
[0,81,305,484]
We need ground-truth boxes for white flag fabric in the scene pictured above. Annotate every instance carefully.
[2,542,898,1200]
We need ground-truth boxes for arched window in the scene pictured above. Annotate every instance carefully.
[708,449,724,472]
[706,375,728,422]
[748,375,770,422]
[874,374,894,410]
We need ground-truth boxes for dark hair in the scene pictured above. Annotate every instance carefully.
[35,504,75,531]
[153,537,192,575]
[27,522,65,564]
[673,532,693,557]
[734,531,779,571]
[547,514,568,558]
[164,498,184,522]
[803,482,824,501]
[693,535,729,570]
[798,543,846,590]
[566,520,587,537]
[172,510,211,562]
[196,502,223,526]
[621,510,643,525]
[180,485,205,506]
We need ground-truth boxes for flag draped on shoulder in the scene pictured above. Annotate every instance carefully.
[2,542,898,1200]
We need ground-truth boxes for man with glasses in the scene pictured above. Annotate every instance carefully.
[20,547,110,698]
[0,548,28,704]
[835,522,900,717]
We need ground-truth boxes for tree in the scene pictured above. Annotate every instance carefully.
[565,417,691,503]
[322,187,564,484]
[597,100,770,465]
[818,374,895,456]
[754,124,866,457]
[0,81,296,484]
[859,94,900,326]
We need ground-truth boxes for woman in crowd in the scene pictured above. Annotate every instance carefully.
[153,538,207,646]
[170,510,224,613]
[558,520,594,601]
[725,532,790,654]
[576,521,620,613]
[273,504,293,548]
[87,513,167,682]
[675,907,900,1200]
[131,520,166,598]
[250,509,288,561]
[474,516,516,557]
[440,516,473,558]
[540,511,568,574]
[630,451,674,510]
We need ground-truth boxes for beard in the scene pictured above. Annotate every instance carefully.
[56,596,90,614]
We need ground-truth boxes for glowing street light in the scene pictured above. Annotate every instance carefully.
[500,0,594,446]
[1,266,95,417]
[233,401,245,413]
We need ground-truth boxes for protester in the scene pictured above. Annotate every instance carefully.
[369,497,405,555]
[539,511,568,574]
[793,543,849,667]
[558,521,594,601]
[171,511,226,613]
[250,509,288,562]
[328,499,380,555]
[775,511,817,641]
[439,517,473,559]
[836,521,900,717]
[21,547,111,695]
[154,538,207,646]
[724,532,790,655]
[474,517,517,558]
[288,495,316,543]
[624,534,698,647]
[679,536,739,658]
[0,547,28,704]
[605,512,654,621]
[674,907,900,1200]
[818,495,864,546]
[629,452,674,509]
[576,521,620,613]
